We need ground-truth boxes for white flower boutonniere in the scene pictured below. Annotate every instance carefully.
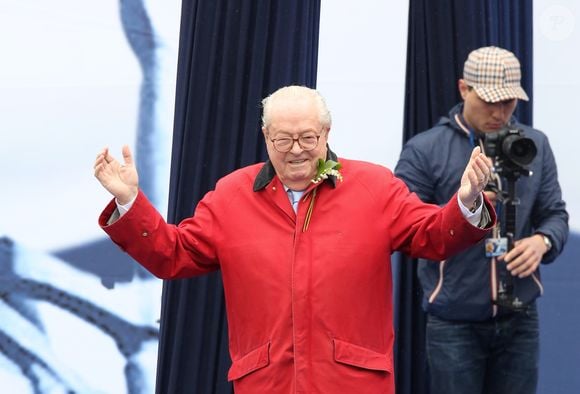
[312,159,343,184]
[303,159,343,233]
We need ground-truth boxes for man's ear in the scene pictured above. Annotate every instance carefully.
[458,79,469,100]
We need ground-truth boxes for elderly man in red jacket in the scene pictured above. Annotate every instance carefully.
[94,85,495,393]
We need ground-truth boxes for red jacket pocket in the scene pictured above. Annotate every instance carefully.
[333,338,392,373]
[227,341,270,381]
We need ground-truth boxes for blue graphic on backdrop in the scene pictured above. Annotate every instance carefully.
[0,0,175,392]
[0,238,159,393]
[537,230,580,394]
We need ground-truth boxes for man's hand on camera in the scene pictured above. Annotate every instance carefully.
[498,235,546,278]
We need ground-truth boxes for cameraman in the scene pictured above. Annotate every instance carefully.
[395,46,569,394]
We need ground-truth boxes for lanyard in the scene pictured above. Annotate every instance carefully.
[454,112,479,148]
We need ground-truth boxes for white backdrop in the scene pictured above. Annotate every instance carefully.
[534,0,579,231]
[317,1,408,171]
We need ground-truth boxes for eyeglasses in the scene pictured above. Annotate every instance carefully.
[269,131,324,153]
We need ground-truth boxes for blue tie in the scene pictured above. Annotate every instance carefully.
[287,189,303,212]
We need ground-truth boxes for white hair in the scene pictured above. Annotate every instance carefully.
[261,85,332,129]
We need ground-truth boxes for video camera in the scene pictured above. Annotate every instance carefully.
[483,127,538,311]
[483,126,537,178]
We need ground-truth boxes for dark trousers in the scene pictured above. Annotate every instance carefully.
[426,304,539,394]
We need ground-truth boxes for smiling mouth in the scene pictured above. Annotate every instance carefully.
[289,159,308,164]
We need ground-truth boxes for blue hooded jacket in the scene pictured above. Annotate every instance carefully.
[395,103,569,320]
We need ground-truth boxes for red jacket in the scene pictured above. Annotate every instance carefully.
[100,157,494,393]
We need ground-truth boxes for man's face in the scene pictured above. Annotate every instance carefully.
[459,79,518,133]
[263,98,328,190]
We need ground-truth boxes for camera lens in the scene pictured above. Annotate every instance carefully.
[484,127,538,174]
[503,136,537,167]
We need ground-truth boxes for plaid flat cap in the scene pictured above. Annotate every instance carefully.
[463,46,529,103]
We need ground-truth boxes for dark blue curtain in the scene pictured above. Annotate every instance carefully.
[156,1,320,393]
[394,1,533,393]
